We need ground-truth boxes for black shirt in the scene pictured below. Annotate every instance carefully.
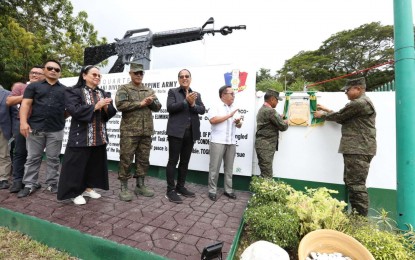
[23,79,66,132]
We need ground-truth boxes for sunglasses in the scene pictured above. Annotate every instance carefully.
[224,92,235,96]
[132,71,145,76]
[45,66,61,73]
[179,75,190,79]
[90,73,101,78]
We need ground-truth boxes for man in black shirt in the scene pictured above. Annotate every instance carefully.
[18,60,67,198]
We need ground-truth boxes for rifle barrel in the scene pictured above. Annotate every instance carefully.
[153,27,203,47]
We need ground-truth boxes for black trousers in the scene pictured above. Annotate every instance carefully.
[12,125,27,183]
[166,128,194,192]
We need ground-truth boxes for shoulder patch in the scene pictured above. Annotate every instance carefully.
[118,92,128,101]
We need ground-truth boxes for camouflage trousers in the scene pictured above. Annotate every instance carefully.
[118,135,152,181]
[256,148,275,178]
[343,154,374,216]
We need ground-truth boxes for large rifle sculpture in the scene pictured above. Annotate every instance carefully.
[84,17,246,73]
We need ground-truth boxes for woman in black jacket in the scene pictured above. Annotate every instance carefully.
[57,65,117,205]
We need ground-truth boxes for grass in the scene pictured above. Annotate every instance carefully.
[0,227,77,260]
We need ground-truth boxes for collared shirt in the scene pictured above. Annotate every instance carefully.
[9,83,28,118]
[325,94,376,155]
[115,81,161,136]
[10,83,27,97]
[23,79,66,132]
[208,101,237,144]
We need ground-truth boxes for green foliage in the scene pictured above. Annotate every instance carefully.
[286,187,349,236]
[245,202,300,249]
[255,68,287,92]
[344,218,415,260]
[247,178,349,246]
[244,177,415,258]
[402,224,415,247]
[371,208,398,232]
[0,0,107,88]
[277,22,394,91]
[256,68,275,83]
[0,16,44,87]
[286,78,307,92]
[255,79,284,92]
[248,176,294,207]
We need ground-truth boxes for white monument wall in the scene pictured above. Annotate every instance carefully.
[60,66,396,190]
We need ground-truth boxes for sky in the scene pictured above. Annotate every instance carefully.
[70,0,398,74]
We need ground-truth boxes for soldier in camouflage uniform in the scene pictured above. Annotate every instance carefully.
[115,63,162,202]
[314,77,376,216]
[255,89,289,178]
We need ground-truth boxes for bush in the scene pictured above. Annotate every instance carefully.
[344,215,415,260]
[248,176,294,208]
[285,187,349,236]
[243,177,415,259]
[244,202,300,249]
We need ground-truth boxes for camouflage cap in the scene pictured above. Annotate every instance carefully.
[266,89,283,101]
[130,63,144,72]
[341,77,366,91]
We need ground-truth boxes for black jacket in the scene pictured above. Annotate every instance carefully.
[166,86,205,141]
[65,86,117,147]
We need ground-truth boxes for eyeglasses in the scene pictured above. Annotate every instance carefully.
[132,71,144,76]
[224,92,235,96]
[90,73,101,78]
[45,66,61,73]
[179,75,190,79]
[30,72,44,76]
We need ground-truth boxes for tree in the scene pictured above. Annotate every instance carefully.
[0,0,107,88]
[0,16,44,86]
[255,68,285,92]
[256,78,284,92]
[277,22,394,91]
[256,68,275,83]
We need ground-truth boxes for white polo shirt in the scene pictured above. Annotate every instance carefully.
[208,101,238,144]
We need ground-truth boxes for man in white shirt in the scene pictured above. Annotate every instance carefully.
[207,85,242,201]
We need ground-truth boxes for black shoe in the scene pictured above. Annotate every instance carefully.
[176,186,195,197]
[17,184,41,198]
[46,183,58,194]
[0,180,9,189]
[208,193,216,201]
[9,181,23,193]
[165,190,183,204]
[224,192,237,199]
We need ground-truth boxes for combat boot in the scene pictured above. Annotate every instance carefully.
[119,180,133,202]
[134,176,154,197]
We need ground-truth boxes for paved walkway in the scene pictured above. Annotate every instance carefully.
[0,163,250,260]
